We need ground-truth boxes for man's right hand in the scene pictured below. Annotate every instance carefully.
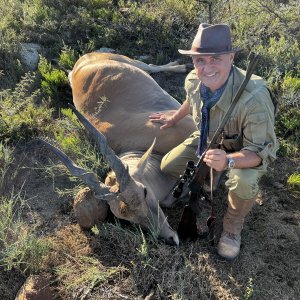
[149,112,176,130]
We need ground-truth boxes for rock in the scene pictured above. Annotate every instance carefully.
[20,43,42,71]
[272,181,285,189]
[73,187,109,228]
[96,47,116,53]
[135,55,151,62]
[15,275,52,300]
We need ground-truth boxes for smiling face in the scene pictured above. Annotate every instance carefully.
[192,53,234,92]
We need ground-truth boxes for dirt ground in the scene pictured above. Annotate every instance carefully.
[1,72,300,300]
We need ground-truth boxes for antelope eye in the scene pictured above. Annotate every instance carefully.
[143,187,147,197]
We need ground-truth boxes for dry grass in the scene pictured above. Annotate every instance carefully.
[0,133,299,300]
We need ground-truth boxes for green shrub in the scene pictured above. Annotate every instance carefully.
[275,107,300,154]
[217,0,300,78]
[59,45,77,70]
[282,76,300,93]
[38,56,70,105]
[287,173,300,192]
[0,28,24,89]
[99,0,202,61]
[0,72,53,143]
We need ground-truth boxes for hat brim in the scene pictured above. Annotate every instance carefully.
[178,48,242,56]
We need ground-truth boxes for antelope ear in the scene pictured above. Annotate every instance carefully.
[118,197,129,216]
[136,138,156,174]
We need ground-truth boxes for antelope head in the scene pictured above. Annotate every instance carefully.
[39,104,179,246]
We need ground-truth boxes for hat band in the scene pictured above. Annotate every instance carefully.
[191,45,232,53]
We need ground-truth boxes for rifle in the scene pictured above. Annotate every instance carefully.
[174,52,260,241]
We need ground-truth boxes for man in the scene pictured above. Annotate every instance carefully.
[149,23,277,259]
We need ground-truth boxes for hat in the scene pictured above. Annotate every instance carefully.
[178,23,241,55]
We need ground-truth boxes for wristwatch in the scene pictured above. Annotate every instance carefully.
[227,155,235,170]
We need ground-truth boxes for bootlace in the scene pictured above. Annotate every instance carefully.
[223,231,239,241]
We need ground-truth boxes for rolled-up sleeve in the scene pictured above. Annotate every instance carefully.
[242,87,278,165]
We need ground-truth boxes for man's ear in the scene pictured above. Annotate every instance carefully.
[230,53,235,62]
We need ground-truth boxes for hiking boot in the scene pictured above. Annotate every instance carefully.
[218,231,241,260]
[217,192,255,260]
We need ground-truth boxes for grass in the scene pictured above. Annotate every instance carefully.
[0,72,54,143]
[0,192,49,274]
[0,1,299,299]
[55,255,126,293]
[244,277,254,300]
[0,142,15,192]
[287,173,300,192]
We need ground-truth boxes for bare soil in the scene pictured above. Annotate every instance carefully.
[1,72,299,300]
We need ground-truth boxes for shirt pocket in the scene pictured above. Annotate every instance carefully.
[245,112,268,145]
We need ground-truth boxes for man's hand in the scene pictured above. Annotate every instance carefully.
[203,149,228,171]
[149,112,176,130]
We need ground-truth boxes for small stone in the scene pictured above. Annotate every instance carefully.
[96,47,116,53]
[272,182,285,189]
[20,43,42,71]
[15,275,52,300]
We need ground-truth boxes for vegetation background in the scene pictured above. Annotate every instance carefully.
[0,0,299,299]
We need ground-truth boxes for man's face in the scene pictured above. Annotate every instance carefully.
[192,53,234,92]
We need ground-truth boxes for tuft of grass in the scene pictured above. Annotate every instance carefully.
[244,277,254,300]
[0,142,15,193]
[55,255,126,293]
[0,192,49,274]
[90,225,100,236]
[287,173,300,192]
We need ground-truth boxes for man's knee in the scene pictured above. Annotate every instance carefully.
[161,153,185,178]
[225,168,265,199]
[161,132,199,178]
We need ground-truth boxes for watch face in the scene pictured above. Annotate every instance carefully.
[228,157,235,169]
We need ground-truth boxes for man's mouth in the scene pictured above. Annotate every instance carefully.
[205,72,217,78]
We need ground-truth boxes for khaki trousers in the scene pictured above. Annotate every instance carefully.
[161,131,267,200]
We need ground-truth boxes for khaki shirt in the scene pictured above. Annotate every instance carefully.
[185,66,278,165]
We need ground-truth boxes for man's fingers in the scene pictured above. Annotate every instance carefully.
[150,119,165,124]
[160,123,170,130]
[149,112,163,118]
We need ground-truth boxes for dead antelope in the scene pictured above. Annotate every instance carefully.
[42,53,197,245]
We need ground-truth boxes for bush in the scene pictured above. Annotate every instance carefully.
[0,28,24,89]
[287,173,300,192]
[38,56,71,106]
[0,72,53,143]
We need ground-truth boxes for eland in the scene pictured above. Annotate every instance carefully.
[42,52,197,245]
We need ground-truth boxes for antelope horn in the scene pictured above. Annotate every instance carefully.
[38,139,115,201]
[68,104,131,192]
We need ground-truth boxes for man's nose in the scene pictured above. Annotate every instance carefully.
[202,64,214,73]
